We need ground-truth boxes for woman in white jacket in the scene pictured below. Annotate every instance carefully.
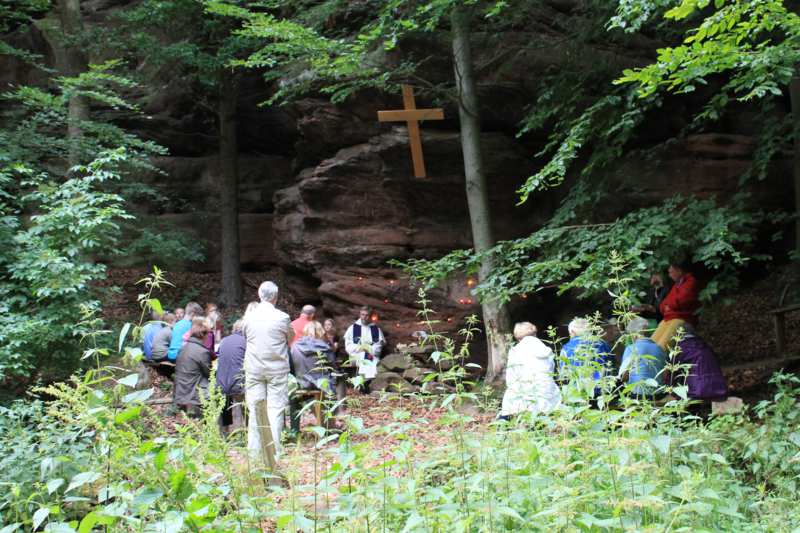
[500,322,561,418]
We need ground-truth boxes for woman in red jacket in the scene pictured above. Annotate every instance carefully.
[651,260,700,349]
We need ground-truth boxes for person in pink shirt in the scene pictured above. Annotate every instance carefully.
[290,305,316,345]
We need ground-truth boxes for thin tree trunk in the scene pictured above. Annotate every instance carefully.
[218,73,243,307]
[58,0,89,167]
[790,67,800,254]
[451,5,512,384]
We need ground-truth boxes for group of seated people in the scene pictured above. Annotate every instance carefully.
[140,281,388,460]
[500,259,729,419]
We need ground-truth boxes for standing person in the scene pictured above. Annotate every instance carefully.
[243,281,294,460]
[141,310,163,360]
[174,317,213,417]
[651,259,700,350]
[217,319,246,432]
[290,305,316,345]
[618,317,666,398]
[499,322,561,420]
[168,302,203,362]
[344,306,385,383]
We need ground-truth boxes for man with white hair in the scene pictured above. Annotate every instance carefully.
[618,317,666,397]
[242,281,294,459]
[559,317,613,383]
[290,304,316,345]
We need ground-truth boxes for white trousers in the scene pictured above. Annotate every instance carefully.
[245,372,289,460]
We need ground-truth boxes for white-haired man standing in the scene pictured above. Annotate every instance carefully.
[243,281,294,460]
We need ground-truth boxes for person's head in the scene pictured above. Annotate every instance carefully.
[359,306,371,322]
[303,320,325,339]
[184,302,203,320]
[205,303,218,315]
[323,318,335,334]
[162,312,177,326]
[667,258,691,282]
[245,301,259,316]
[150,309,163,321]
[513,322,537,341]
[568,317,590,338]
[258,281,279,304]
[232,319,244,334]
[626,317,650,338]
[190,316,209,340]
[301,304,316,319]
[650,273,664,288]
[174,307,184,320]
[207,310,222,331]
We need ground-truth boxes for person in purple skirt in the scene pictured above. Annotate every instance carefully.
[673,324,728,402]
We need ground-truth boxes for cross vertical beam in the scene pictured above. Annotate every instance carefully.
[377,84,444,178]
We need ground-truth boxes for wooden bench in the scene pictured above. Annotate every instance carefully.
[772,303,800,358]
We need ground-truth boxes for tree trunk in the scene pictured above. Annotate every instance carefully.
[790,67,800,254]
[58,0,89,167]
[218,73,243,307]
[451,5,512,383]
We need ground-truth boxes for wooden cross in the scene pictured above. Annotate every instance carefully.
[377,84,444,178]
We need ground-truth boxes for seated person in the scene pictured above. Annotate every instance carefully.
[291,321,338,395]
[632,273,670,325]
[560,317,613,383]
[652,259,700,350]
[672,324,728,402]
[168,301,203,361]
[344,306,385,381]
[499,322,561,419]
[141,310,163,360]
[217,319,246,430]
[149,312,177,377]
[174,317,213,416]
[618,317,666,398]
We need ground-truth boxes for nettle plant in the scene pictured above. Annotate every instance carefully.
[1,266,800,532]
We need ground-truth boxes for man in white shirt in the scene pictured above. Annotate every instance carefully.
[344,306,385,383]
[243,281,294,460]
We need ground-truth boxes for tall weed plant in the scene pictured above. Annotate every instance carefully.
[1,265,799,532]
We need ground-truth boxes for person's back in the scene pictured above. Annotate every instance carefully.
[620,338,665,396]
[675,333,727,401]
[502,329,561,417]
[560,336,612,380]
[174,337,212,407]
[291,335,335,390]
[217,331,246,396]
[243,301,293,378]
[151,325,173,361]
[142,312,163,359]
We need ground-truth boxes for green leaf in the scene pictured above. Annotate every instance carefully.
[118,373,139,388]
[33,508,49,530]
[123,388,154,404]
[114,406,142,424]
[118,322,132,353]
[46,478,64,495]
[650,434,672,455]
[66,471,100,493]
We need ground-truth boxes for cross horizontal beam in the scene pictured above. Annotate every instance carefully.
[377,109,445,122]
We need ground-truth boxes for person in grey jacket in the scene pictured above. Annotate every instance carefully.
[243,281,294,459]
[174,317,213,416]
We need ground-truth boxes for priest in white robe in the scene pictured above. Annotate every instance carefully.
[344,306,385,381]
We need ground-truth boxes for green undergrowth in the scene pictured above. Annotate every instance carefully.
[1,269,799,532]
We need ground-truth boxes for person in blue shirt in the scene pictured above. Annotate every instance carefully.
[618,317,666,397]
[559,317,613,383]
[167,301,204,361]
[141,310,163,360]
